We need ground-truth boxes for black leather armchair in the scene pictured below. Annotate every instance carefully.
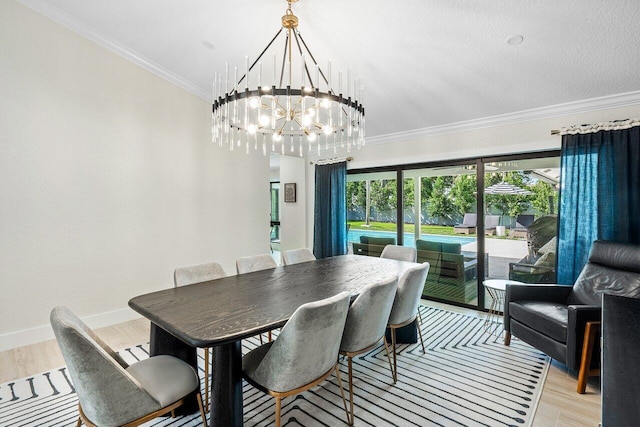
[504,240,640,393]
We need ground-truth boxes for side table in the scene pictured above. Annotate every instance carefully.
[483,279,524,336]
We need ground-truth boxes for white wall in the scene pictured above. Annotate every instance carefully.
[278,156,307,252]
[0,1,270,350]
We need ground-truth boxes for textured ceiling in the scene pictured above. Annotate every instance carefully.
[18,0,640,140]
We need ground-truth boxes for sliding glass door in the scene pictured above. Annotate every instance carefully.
[404,165,480,305]
[346,151,561,311]
[482,157,560,309]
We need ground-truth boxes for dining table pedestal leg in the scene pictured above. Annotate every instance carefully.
[149,322,199,414]
[211,340,243,427]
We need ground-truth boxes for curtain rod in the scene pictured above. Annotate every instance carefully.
[550,118,638,135]
[309,156,353,165]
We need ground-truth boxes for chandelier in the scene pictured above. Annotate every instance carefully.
[211,0,365,156]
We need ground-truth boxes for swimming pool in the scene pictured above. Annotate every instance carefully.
[348,228,474,247]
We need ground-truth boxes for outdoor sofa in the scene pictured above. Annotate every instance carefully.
[352,236,396,257]
[416,239,479,303]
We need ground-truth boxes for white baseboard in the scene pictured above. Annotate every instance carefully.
[0,308,143,352]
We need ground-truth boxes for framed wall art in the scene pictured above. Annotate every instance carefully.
[284,183,296,202]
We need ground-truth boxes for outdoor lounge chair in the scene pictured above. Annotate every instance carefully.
[509,215,558,283]
[453,213,477,234]
[510,214,535,238]
[509,236,556,283]
[484,215,501,235]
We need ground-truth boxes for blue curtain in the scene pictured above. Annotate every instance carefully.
[557,125,640,284]
[313,161,347,258]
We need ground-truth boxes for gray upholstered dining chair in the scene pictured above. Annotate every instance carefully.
[242,292,352,427]
[339,276,398,425]
[236,254,279,342]
[50,306,206,427]
[174,261,226,287]
[236,253,278,273]
[387,262,430,382]
[380,245,417,263]
[174,260,226,412]
[282,247,316,265]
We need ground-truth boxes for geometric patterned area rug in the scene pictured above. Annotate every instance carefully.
[0,306,549,427]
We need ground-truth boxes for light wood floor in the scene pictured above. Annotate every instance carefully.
[0,303,601,427]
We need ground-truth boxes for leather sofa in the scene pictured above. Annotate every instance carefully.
[504,240,640,392]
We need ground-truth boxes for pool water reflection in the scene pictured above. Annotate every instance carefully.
[347,229,474,248]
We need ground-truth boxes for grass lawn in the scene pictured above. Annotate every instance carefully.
[347,221,462,236]
[347,221,518,240]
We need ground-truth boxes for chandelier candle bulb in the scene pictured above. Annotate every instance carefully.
[273,54,276,88]
[245,56,249,89]
[233,67,238,123]
[301,54,306,88]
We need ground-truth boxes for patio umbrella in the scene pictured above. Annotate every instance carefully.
[484,181,532,195]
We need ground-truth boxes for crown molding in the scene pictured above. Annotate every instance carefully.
[17,0,640,141]
[17,0,211,102]
[366,90,640,146]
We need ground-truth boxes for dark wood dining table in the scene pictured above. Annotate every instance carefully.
[128,254,417,427]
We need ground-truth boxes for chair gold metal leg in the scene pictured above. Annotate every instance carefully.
[76,417,82,427]
[275,396,281,427]
[268,330,272,342]
[347,356,354,425]
[391,327,398,383]
[417,319,426,353]
[204,347,210,413]
[196,392,208,426]
[382,335,395,382]
[334,365,351,425]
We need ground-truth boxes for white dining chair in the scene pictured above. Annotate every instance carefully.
[282,248,316,265]
[380,245,417,262]
[236,253,278,274]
